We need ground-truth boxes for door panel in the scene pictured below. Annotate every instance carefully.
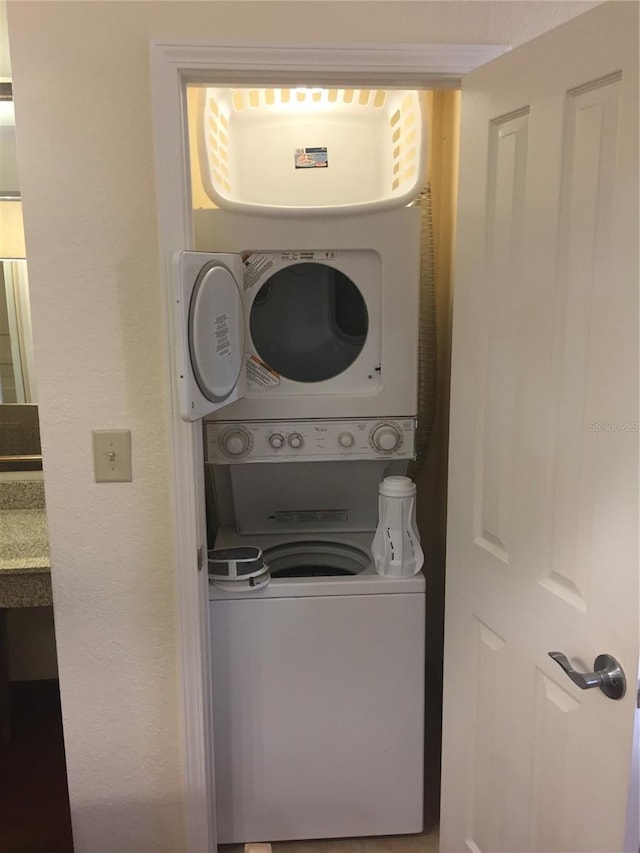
[528,670,581,853]
[474,107,529,565]
[441,4,638,851]
[543,73,624,615]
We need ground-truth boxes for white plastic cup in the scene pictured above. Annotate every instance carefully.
[371,476,424,577]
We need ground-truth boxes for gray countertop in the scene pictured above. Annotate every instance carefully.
[0,481,52,607]
[0,508,50,573]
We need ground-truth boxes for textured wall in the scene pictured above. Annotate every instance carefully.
[6,2,599,851]
[0,1,10,79]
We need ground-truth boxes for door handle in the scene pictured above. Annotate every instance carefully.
[548,652,626,700]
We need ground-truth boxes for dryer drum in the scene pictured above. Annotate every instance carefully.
[249,263,368,384]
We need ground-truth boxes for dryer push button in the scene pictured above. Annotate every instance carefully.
[338,432,355,448]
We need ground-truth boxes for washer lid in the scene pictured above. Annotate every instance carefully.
[189,262,245,402]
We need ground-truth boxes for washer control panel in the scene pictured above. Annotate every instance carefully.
[206,418,416,463]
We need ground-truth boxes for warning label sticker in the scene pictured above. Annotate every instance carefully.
[214,313,232,359]
[242,253,274,291]
[275,509,348,524]
[246,354,280,387]
[279,250,337,262]
[295,147,328,169]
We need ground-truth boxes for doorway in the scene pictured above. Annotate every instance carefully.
[150,41,504,852]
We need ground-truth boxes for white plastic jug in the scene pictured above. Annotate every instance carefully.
[371,476,424,577]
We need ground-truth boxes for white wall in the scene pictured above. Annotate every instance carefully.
[6,2,599,851]
[0,1,11,80]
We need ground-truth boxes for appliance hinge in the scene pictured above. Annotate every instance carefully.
[197,546,204,572]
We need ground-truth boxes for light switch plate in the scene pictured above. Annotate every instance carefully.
[92,430,132,482]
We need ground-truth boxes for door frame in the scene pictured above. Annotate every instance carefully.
[149,39,507,853]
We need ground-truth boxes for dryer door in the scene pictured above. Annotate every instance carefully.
[175,251,246,421]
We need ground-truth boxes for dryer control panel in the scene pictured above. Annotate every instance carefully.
[205,418,416,463]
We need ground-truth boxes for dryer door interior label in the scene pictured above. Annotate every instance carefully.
[246,354,280,387]
[242,253,274,291]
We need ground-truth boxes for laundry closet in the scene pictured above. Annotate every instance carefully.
[178,85,459,843]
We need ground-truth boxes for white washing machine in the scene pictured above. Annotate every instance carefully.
[206,427,426,843]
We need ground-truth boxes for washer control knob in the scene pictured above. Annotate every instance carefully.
[222,428,250,457]
[269,433,285,449]
[371,424,401,453]
[288,432,303,449]
[338,432,354,448]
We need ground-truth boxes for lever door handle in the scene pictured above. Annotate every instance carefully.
[548,652,626,700]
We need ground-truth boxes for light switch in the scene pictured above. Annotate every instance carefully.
[92,430,132,482]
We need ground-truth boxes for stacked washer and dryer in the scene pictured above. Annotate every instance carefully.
[175,87,429,843]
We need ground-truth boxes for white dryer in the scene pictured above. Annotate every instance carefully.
[174,207,420,422]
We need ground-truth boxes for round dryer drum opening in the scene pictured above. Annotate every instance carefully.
[249,263,368,383]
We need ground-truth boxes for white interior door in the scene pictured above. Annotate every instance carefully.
[441,3,638,852]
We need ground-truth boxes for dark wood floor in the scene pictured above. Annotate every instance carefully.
[0,680,73,852]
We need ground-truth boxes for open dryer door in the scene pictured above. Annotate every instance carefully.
[175,251,246,421]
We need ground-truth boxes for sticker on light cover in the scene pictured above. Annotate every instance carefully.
[295,147,328,169]
[247,354,280,387]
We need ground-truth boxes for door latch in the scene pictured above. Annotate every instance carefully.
[548,652,626,700]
